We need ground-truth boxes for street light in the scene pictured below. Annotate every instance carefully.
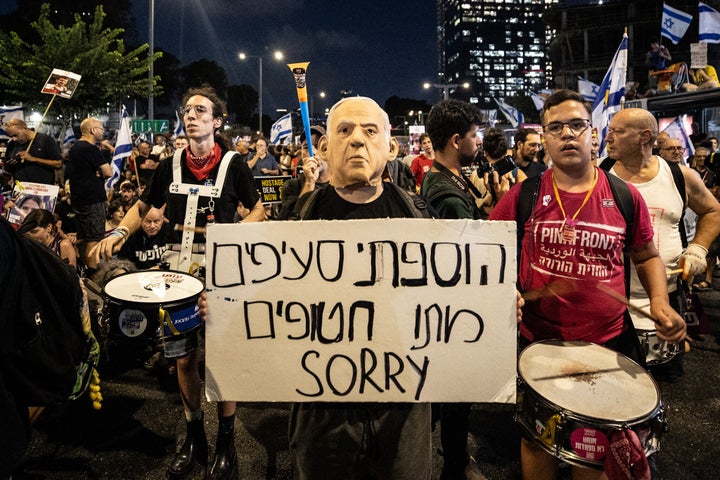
[423,81,470,100]
[239,50,284,135]
[149,0,155,121]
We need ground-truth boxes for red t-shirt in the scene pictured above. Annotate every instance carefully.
[411,154,434,189]
[490,169,655,344]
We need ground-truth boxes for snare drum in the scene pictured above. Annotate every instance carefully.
[516,340,665,470]
[634,314,681,366]
[104,271,205,359]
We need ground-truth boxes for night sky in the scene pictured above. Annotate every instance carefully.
[131,0,438,116]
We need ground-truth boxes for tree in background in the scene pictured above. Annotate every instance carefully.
[227,84,259,127]
[178,59,228,99]
[0,4,159,118]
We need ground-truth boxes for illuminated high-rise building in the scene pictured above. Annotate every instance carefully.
[436,0,559,108]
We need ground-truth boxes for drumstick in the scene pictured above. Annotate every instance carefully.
[596,284,693,343]
[532,367,624,381]
[174,224,207,234]
[596,283,663,327]
[666,268,683,277]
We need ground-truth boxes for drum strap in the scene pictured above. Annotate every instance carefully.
[169,148,236,272]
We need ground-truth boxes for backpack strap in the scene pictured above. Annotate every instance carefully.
[665,159,687,248]
[603,169,635,252]
[516,173,543,250]
[298,188,323,220]
[390,183,433,218]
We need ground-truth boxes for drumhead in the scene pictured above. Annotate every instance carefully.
[518,340,659,422]
[104,271,204,305]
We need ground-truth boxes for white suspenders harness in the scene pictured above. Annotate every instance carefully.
[169,148,236,272]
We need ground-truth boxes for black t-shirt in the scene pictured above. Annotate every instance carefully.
[298,184,419,220]
[68,141,108,206]
[142,148,260,242]
[5,133,61,185]
[118,222,172,270]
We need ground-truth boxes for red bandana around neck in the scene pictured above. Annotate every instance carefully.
[186,143,222,181]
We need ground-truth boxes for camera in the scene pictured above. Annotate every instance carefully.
[477,155,516,178]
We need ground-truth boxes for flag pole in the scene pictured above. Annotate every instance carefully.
[621,27,628,110]
[22,94,57,162]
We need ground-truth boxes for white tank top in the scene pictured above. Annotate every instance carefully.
[611,157,684,330]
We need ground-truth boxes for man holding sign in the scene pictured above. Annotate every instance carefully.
[3,119,62,185]
[290,97,433,479]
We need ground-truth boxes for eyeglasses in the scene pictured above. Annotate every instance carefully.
[542,119,591,137]
[178,104,211,117]
[662,146,686,153]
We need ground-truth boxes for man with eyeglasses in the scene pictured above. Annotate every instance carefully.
[659,138,687,164]
[490,90,686,480]
[605,109,720,385]
[2,118,62,185]
[93,86,265,480]
[513,128,546,178]
[67,117,112,270]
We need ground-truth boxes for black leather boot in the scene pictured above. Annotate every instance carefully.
[168,413,208,479]
[207,414,238,480]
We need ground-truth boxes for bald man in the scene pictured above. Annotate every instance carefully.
[605,108,720,380]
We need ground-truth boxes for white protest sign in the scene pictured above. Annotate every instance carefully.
[205,218,517,403]
[690,42,708,69]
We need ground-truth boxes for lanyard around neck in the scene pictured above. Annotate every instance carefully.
[552,166,598,224]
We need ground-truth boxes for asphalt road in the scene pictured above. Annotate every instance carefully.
[14,289,720,480]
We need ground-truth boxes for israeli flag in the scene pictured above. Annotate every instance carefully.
[63,126,75,146]
[494,98,524,128]
[577,76,601,102]
[592,33,628,157]
[700,2,720,44]
[270,112,292,145]
[106,106,132,192]
[661,3,693,45]
[529,91,545,113]
[173,109,185,139]
[662,116,695,164]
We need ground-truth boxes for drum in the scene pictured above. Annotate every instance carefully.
[634,315,680,366]
[516,340,666,470]
[103,271,204,364]
[160,244,206,277]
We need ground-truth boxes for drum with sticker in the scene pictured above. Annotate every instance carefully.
[103,271,204,366]
[516,340,666,470]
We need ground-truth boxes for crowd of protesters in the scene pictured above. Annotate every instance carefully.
[2,84,720,480]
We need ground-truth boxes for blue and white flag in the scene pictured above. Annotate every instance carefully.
[494,98,524,128]
[577,76,601,102]
[63,126,75,146]
[661,3,693,45]
[700,2,720,44]
[269,112,292,145]
[173,109,185,139]
[0,105,24,136]
[529,91,545,113]
[106,106,132,192]
[592,33,628,157]
[662,116,695,164]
